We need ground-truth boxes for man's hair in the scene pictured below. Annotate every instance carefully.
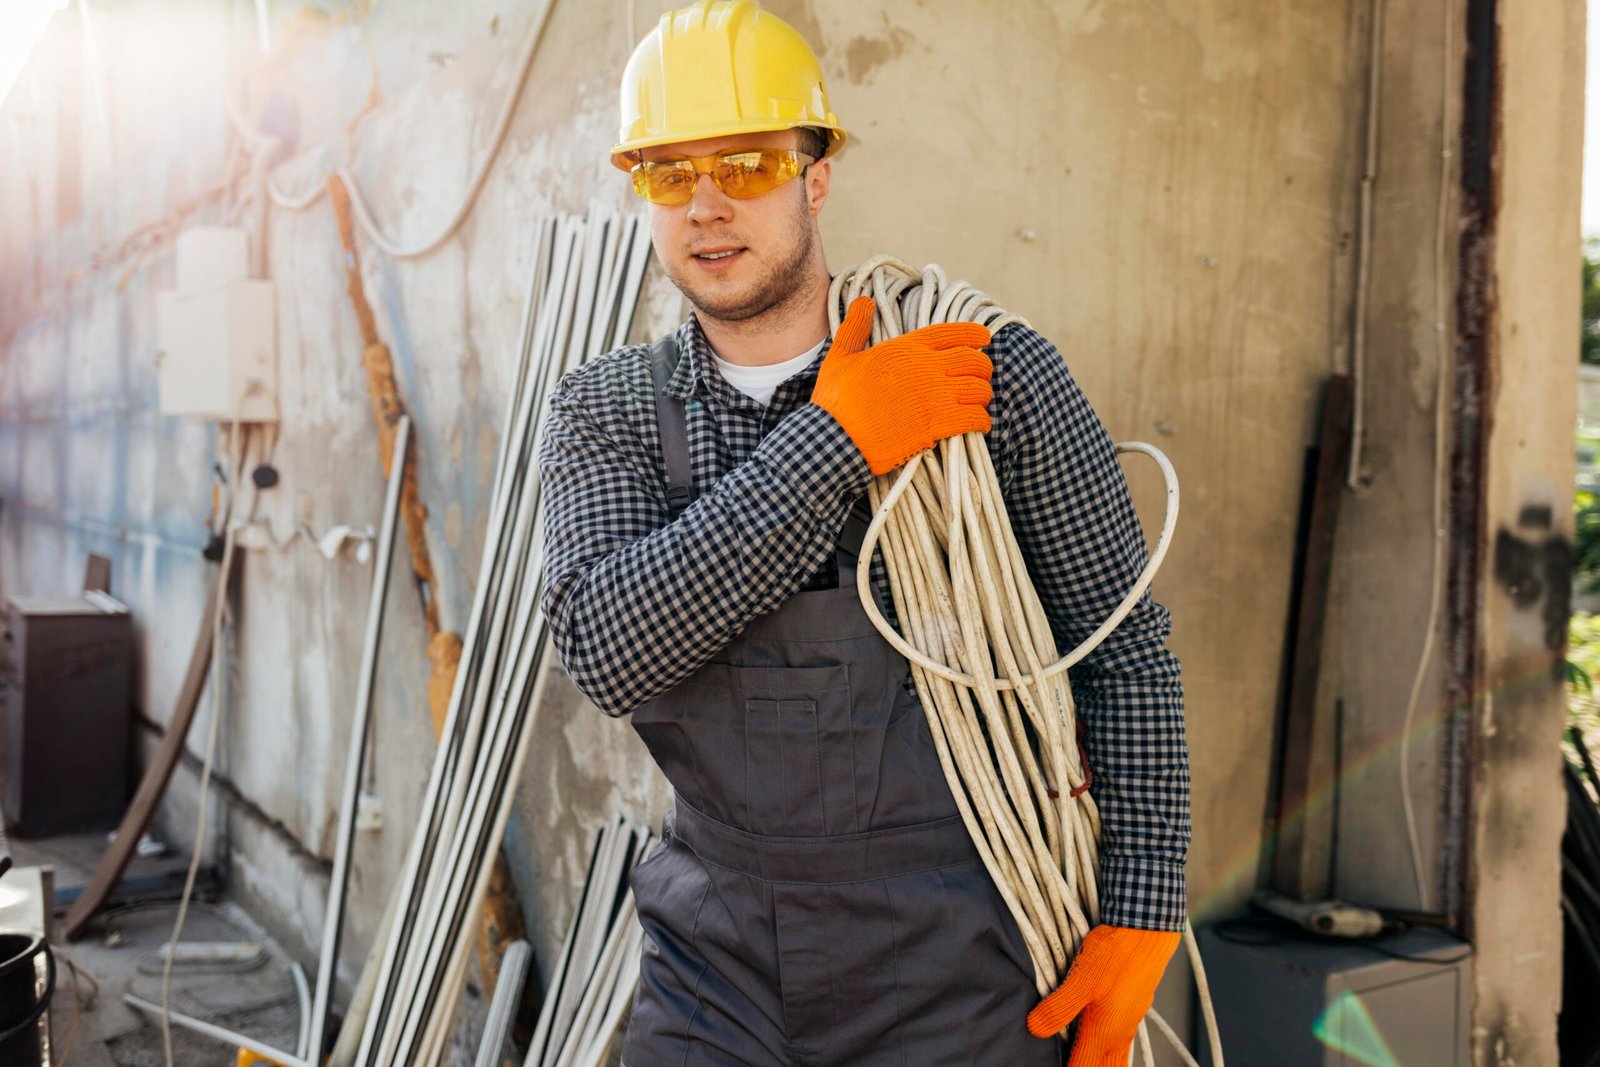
[795,126,829,160]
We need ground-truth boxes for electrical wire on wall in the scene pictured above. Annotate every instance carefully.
[1394,0,1458,918]
[35,0,553,306]
[226,0,557,260]
[159,418,253,1067]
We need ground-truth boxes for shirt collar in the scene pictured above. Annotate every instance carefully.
[666,314,835,412]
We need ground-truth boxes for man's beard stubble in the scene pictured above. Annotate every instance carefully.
[666,190,819,329]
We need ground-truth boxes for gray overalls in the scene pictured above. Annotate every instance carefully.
[622,337,1059,1066]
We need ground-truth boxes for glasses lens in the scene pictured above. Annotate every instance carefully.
[713,150,795,199]
[634,160,697,205]
[631,150,812,204]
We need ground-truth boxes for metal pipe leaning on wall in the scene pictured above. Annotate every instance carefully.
[351,207,652,1066]
[829,257,1223,1067]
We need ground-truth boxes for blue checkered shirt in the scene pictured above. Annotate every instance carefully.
[538,315,1189,931]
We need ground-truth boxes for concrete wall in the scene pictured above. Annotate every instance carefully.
[0,0,1576,1061]
[1315,0,1458,922]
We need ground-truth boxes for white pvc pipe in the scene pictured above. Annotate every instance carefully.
[125,994,306,1067]
[309,414,410,1067]
[292,962,310,1061]
[474,941,531,1067]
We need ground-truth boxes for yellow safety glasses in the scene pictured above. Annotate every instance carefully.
[630,148,816,206]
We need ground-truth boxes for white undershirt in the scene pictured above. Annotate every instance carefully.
[709,339,826,407]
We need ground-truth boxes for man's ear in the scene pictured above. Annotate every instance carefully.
[805,157,832,216]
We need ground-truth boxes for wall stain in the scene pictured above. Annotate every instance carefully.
[1517,503,1552,530]
[1492,505,1573,667]
[843,26,912,85]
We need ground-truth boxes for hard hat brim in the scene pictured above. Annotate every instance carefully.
[610,121,846,172]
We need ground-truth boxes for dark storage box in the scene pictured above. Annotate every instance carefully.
[1,592,132,837]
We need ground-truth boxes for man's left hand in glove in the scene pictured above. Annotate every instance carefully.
[1026,924,1181,1066]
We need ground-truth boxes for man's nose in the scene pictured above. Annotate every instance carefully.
[686,173,733,224]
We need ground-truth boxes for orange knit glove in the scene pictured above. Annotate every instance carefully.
[811,296,993,476]
[1026,925,1181,1065]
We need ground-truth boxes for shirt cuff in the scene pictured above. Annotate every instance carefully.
[759,404,872,501]
[1099,855,1188,931]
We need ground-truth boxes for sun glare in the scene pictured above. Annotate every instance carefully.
[0,0,68,111]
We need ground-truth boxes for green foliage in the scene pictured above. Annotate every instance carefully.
[1568,615,1600,784]
[1570,615,1600,691]
[1572,248,1600,779]
[1584,240,1600,365]
[1572,658,1593,695]
[1577,489,1600,594]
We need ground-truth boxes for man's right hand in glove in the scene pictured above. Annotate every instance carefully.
[811,296,994,476]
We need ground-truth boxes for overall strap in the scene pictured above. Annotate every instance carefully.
[650,335,694,519]
[838,496,870,567]
[835,495,870,585]
[651,331,872,590]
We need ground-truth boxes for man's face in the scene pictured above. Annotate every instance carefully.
[641,128,830,326]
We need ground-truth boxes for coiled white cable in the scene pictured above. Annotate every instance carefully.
[830,257,1222,1066]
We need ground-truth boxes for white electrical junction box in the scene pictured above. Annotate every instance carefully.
[155,227,279,422]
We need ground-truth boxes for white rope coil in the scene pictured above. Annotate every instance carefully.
[829,257,1221,1066]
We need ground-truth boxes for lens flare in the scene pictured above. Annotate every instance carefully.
[1312,991,1402,1067]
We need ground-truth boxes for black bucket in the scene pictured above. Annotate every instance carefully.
[0,931,54,1065]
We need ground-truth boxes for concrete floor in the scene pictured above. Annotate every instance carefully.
[9,833,306,1067]
[6,831,513,1066]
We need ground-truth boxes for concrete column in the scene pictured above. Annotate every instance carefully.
[1454,0,1582,1062]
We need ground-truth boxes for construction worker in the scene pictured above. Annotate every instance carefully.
[538,3,1189,1064]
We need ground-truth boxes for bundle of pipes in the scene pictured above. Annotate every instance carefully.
[523,817,652,1067]
[351,207,653,1065]
[830,257,1222,1066]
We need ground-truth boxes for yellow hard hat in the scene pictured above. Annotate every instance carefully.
[611,0,847,171]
